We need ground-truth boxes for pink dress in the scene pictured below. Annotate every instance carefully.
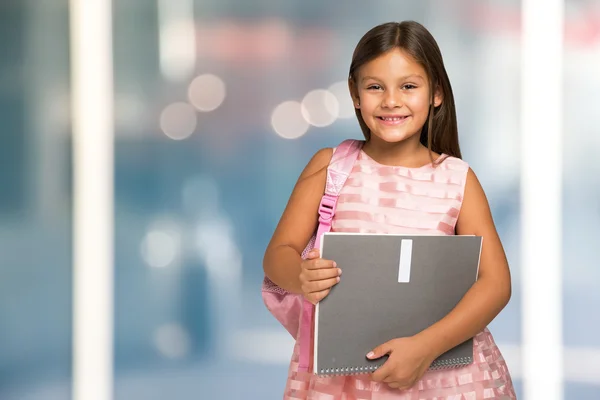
[284,150,516,399]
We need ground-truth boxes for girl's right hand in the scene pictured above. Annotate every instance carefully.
[299,248,342,304]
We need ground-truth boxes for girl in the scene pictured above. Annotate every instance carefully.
[263,20,516,399]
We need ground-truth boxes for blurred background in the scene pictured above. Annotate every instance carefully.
[0,0,598,399]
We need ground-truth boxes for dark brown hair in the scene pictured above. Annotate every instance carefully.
[349,21,462,159]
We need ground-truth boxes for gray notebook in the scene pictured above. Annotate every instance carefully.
[314,233,482,376]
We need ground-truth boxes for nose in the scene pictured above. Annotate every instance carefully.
[382,89,401,108]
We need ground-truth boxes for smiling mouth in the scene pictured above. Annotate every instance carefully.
[377,116,409,123]
[378,116,408,120]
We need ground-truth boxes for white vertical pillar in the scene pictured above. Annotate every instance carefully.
[70,0,114,399]
[521,0,564,399]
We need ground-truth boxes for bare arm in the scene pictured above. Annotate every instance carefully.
[416,168,512,357]
[263,147,333,294]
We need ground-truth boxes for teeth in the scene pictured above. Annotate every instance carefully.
[381,117,404,121]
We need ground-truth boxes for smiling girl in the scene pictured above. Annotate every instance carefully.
[263,20,516,399]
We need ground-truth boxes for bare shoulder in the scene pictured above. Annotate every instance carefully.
[298,147,334,181]
[456,167,494,235]
[264,147,334,255]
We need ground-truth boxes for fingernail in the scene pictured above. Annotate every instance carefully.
[336,277,340,282]
[333,262,337,268]
[366,352,374,358]
[337,268,342,276]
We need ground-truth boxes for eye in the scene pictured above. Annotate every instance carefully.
[402,84,417,90]
[366,84,382,90]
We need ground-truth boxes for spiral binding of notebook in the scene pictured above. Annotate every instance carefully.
[429,355,473,370]
[316,355,473,377]
[318,364,381,377]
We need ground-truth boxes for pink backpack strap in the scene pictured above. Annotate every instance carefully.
[297,138,363,372]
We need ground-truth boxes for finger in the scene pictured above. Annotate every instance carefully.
[367,341,393,361]
[370,361,392,383]
[383,375,410,386]
[305,258,337,270]
[307,289,330,304]
[387,382,401,389]
[308,267,341,281]
[303,277,340,293]
[305,249,320,259]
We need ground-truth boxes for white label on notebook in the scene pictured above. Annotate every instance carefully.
[398,239,413,283]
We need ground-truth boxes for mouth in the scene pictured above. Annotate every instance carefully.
[377,115,410,125]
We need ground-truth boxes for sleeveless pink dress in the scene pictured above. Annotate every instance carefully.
[284,150,516,399]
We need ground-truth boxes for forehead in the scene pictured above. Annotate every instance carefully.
[358,48,427,81]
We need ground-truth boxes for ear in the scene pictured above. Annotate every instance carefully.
[433,84,443,108]
[348,78,361,108]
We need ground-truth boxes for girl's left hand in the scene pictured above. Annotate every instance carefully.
[368,336,435,391]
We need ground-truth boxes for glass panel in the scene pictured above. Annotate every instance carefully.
[0,1,72,399]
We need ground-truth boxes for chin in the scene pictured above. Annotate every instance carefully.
[370,130,418,144]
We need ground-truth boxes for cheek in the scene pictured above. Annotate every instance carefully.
[358,98,378,114]
[359,106,379,129]
[406,96,431,116]
[359,108,373,124]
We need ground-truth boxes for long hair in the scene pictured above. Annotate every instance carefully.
[348,21,462,159]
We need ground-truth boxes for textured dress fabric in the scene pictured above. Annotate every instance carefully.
[283,150,516,400]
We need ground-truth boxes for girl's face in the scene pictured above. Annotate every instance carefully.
[351,48,442,146]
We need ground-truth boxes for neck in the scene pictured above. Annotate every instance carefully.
[362,135,431,167]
